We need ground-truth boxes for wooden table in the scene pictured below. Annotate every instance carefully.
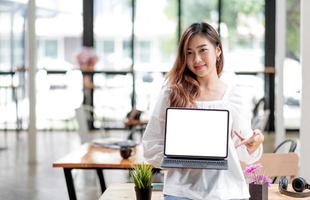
[99,183,310,200]
[53,143,145,200]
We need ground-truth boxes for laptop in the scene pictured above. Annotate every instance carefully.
[161,108,229,170]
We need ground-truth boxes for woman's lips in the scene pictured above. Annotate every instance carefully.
[194,65,205,71]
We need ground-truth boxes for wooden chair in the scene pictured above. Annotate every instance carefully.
[75,105,107,143]
[241,153,299,181]
[251,97,270,131]
[273,139,297,153]
[75,105,133,143]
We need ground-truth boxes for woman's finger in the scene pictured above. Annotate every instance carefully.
[233,130,245,140]
[235,138,250,148]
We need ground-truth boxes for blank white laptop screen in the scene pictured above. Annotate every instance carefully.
[164,108,229,158]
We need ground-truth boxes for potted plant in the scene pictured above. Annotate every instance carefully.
[131,163,153,200]
[244,163,272,200]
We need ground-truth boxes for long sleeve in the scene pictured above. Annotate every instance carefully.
[229,86,263,165]
[142,87,170,168]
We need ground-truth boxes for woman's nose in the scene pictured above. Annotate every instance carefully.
[194,53,202,63]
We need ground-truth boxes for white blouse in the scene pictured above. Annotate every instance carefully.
[142,84,263,200]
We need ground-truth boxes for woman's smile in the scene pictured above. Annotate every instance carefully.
[194,64,206,71]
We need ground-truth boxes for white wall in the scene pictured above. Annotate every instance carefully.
[275,0,286,147]
[300,0,310,181]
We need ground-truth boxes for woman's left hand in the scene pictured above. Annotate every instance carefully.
[234,129,264,154]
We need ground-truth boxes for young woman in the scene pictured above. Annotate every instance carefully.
[142,22,264,200]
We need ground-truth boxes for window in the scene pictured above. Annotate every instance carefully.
[181,0,218,32]
[93,0,133,123]
[135,0,177,71]
[94,0,132,71]
[45,40,58,58]
[35,0,83,130]
[0,2,26,130]
[103,40,115,66]
[122,40,131,59]
[0,38,10,70]
[0,12,11,70]
[93,74,132,122]
[137,41,150,63]
[96,39,116,66]
[284,0,300,129]
[221,0,265,112]
[222,0,265,72]
[133,0,178,112]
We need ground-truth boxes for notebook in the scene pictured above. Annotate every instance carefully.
[161,108,229,170]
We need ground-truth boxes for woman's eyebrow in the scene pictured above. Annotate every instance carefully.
[187,44,208,50]
[196,44,208,49]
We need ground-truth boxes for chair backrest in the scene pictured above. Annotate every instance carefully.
[75,105,107,143]
[273,139,297,153]
[75,106,90,134]
[241,153,299,178]
[271,139,298,183]
[251,98,270,130]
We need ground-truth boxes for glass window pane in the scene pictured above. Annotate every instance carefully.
[137,41,151,63]
[134,0,177,115]
[37,11,82,70]
[0,12,12,70]
[103,40,115,54]
[0,2,26,130]
[135,0,178,72]
[36,0,83,130]
[222,0,265,72]
[94,0,132,71]
[93,74,132,124]
[284,0,300,130]
[37,0,82,14]
[94,0,133,124]
[135,72,165,115]
[221,0,265,115]
[45,40,58,58]
[181,0,218,32]
[122,40,131,59]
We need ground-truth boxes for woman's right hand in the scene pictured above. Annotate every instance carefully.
[234,129,264,154]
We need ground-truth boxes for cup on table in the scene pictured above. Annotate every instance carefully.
[120,146,134,159]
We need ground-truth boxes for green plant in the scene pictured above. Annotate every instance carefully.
[131,163,153,189]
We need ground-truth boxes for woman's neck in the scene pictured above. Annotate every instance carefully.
[196,75,227,101]
[198,75,220,91]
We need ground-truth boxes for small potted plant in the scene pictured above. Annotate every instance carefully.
[131,163,153,200]
[244,163,272,200]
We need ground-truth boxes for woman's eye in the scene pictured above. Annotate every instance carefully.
[186,51,192,55]
[200,48,208,53]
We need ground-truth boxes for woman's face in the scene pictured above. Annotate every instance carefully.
[185,33,221,78]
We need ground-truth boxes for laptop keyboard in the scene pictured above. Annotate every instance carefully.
[161,158,228,170]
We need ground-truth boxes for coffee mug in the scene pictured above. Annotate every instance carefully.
[120,146,133,159]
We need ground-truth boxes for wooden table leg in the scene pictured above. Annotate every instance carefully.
[64,168,77,200]
[96,169,106,193]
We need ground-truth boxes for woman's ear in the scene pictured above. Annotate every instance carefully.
[216,46,222,59]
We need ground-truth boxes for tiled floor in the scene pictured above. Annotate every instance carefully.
[0,130,299,200]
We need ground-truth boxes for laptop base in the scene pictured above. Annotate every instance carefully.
[161,157,228,170]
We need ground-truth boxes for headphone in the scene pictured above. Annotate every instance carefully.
[279,176,310,198]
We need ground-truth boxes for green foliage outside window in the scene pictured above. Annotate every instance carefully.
[286,0,300,61]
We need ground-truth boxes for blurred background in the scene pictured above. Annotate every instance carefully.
[0,0,305,200]
[0,0,301,132]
